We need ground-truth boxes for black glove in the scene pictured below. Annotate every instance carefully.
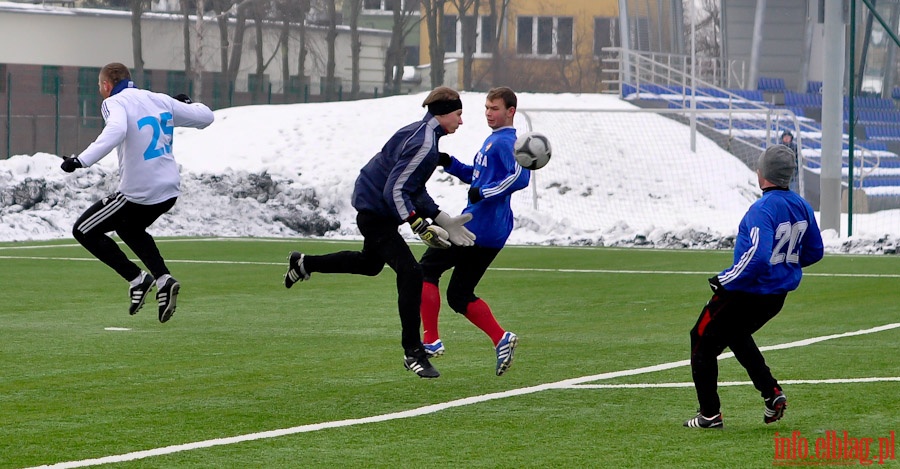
[468,186,483,204]
[438,152,451,167]
[407,215,430,235]
[173,93,193,104]
[60,156,83,173]
[708,275,723,294]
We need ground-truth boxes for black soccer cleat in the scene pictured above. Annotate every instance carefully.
[684,412,724,429]
[156,277,180,323]
[284,251,310,289]
[403,351,440,378]
[764,389,787,424]
[128,272,155,315]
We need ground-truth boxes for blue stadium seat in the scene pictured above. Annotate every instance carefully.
[758,76,786,92]
[807,81,823,94]
[784,91,801,106]
[858,141,887,151]
[664,84,684,95]
[785,106,804,117]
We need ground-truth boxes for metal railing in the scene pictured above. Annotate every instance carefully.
[600,47,889,178]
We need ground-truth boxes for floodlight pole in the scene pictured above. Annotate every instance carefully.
[820,0,846,234]
[748,0,767,95]
[690,0,696,152]
[618,0,631,85]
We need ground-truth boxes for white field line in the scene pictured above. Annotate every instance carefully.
[0,255,277,266]
[2,255,899,279]
[571,377,900,389]
[26,322,900,469]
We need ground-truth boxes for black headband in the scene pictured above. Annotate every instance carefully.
[427,99,462,116]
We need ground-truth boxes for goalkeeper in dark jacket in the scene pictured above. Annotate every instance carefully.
[419,87,530,376]
[684,144,824,429]
[283,86,475,379]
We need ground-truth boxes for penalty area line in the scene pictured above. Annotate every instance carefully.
[26,322,900,469]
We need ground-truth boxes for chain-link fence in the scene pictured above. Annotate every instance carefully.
[1,65,406,159]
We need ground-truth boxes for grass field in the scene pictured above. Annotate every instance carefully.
[1,238,898,468]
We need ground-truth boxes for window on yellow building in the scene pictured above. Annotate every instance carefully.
[444,14,498,57]
[481,15,494,53]
[594,17,620,57]
[517,17,532,54]
[363,0,418,13]
[443,14,458,53]
[517,16,574,57]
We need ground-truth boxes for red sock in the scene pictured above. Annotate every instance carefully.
[421,282,441,344]
[465,299,505,345]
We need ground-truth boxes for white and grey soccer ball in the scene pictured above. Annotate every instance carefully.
[514,131,552,170]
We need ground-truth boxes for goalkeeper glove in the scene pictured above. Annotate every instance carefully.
[434,211,476,247]
[173,93,193,104]
[60,156,83,173]
[708,275,724,294]
[408,215,451,249]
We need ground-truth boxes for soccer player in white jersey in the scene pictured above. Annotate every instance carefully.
[60,62,214,323]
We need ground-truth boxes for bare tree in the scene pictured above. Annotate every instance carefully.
[190,0,209,99]
[209,0,235,102]
[180,0,194,91]
[249,0,269,103]
[295,1,312,96]
[277,0,290,101]
[348,0,363,99]
[448,0,477,90]
[421,0,446,88]
[688,0,721,58]
[384,0,422,95]
[226,1,252,87]
[684,0,721,83]
[486,0,510,88]
[324,0,338,100]
[130,0,146,87]
[206,0,261,102]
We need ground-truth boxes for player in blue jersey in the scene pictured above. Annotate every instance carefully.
[60,62,214,323]
[418,87,530,376]
[283,86,476,379]
[684,145,824,429]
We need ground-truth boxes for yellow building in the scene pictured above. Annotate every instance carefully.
[419,0,681,93]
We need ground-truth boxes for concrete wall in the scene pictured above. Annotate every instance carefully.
[722,0,809,91]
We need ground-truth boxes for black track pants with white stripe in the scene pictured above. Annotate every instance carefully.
[689,289,786,416]
[72,192,176,281]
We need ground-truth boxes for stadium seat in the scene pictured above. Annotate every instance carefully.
[757,76,786,92]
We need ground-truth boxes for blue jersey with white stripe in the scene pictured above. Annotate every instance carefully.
[445,127,530,248]
[716,188,824,295]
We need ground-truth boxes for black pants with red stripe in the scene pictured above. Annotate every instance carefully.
[72,192,176,282]
[689,289,787,417]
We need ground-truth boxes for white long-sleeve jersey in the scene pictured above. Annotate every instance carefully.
[77,87,215,204]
